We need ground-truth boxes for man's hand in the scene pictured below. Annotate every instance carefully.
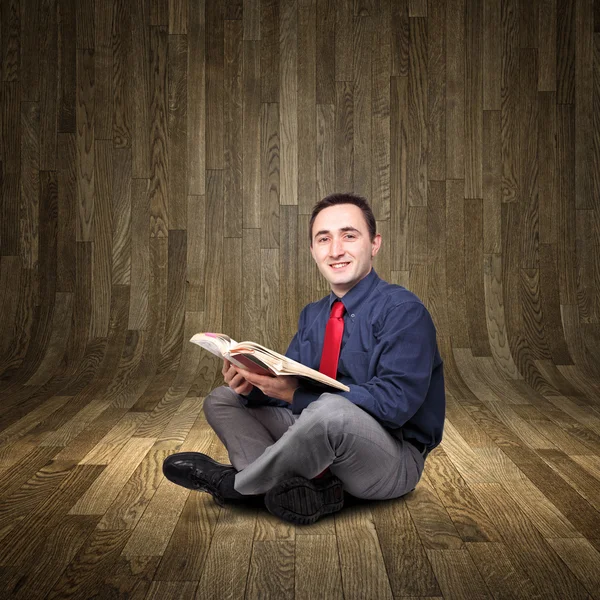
[231,363,300,404]
[222,359,254,396]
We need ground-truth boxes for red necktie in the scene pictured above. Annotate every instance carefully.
[319,300,346,379]
[314,300,345,480]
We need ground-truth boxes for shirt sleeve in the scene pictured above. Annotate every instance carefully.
[336,301,438,429]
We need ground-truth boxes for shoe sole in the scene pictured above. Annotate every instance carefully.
[265,476,344,525]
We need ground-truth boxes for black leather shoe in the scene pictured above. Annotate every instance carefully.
[163,452,251,507]
[264,472,344,525]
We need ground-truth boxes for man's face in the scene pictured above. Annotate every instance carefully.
[310,204,382,297]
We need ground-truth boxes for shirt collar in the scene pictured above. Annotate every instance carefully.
[327,268,380,315]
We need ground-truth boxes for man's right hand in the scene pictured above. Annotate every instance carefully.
[222,358,254,396]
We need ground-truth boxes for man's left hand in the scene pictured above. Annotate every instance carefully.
[233,367,300,404]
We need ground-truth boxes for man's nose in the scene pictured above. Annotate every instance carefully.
[330,239,344,256]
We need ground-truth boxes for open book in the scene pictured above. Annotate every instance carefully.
[190,333,350,392]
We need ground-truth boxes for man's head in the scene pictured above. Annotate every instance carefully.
[309,193,382,297]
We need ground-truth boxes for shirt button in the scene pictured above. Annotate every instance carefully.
[350,314,355,318]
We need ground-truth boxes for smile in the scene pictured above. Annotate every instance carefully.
[330,262,350,270]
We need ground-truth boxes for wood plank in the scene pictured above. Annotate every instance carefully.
[408,16,427,205]
[90,140,112,337]
[8,515,98,600]
[261,102,279,249]
[391,0,409,77]
[223,19,243,238]
[316,103,335,201]
[280,0,298,206]
[261,0,279,103]
[261,248,279,351]
[187,0,205,195]
[19,100,39,267]
[334,506,395,599]
[242,228,261,341]
[465,0,482,199]
[427,0,445,183]
[445,181,469,347]
[111,147,131,285]
[161,230,187,371]
[76,48,95,242]
[96,555,160,600]
[193,509,257,599]
[206,0,224,170]
[46,529,132,599]
[112,0,132,147]
[94,44,113,142]
[465,542,540,600]
[245,540,296,599]
[426,548,493,599]
[557,0,575,103]
[223,238,244,340]
[204,171,224,332]
[244,0,260,39]
[557,104,577,305]
[69,437,155,514]
[40,0,58,171]
[243,40,261,225]
[131,0,151,178]
[128,179,150,330]
[470,482,589,600]
[335,81,354,192]
[353,15,372,200]
[154,473,220,580]
[425,449,501,542]
[316,0,335,104]
[0,463,105,566]
[168,0,187,33]
[167,34,187,230]
[21,0,40,102]
[446,0,465,179]
[539,0,557,91]
[502,444,600,538]
[295,535,344,599]
[150,0,167,25]
[279,205,298,343]
[298,0,316,213]
[482,0,501,110]
[149,25,168,238]
[465,199,490,356]
[335,0,353,81]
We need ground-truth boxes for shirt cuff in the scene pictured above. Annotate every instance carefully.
[241,385,267,405]
[291,387,321,414]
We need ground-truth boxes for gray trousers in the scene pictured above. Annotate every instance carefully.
[203,386,426,500]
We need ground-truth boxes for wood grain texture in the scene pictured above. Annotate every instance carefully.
[0,2,599,598]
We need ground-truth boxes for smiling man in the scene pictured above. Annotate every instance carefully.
[163,193,446,524]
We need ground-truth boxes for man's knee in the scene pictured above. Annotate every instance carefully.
[301,394,356,430]
[203,385,242,424]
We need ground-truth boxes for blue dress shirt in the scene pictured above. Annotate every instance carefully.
[241,268,445,452]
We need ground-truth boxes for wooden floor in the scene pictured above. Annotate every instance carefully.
[2,0,600,598]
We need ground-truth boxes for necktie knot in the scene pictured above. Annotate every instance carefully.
[331,301,345,319]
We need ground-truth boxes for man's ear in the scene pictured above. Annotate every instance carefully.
[371,234,382,257]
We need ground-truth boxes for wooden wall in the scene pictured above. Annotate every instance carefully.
[0,0,599,398]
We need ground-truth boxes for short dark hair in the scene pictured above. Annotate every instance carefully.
[309,193,377,246]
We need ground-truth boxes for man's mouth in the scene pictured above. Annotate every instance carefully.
[329,262,350,270]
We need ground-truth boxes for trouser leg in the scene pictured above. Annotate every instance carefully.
[202,385,298,472]
[233,393,426,500]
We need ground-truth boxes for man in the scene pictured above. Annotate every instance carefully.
[163,193,445,525]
